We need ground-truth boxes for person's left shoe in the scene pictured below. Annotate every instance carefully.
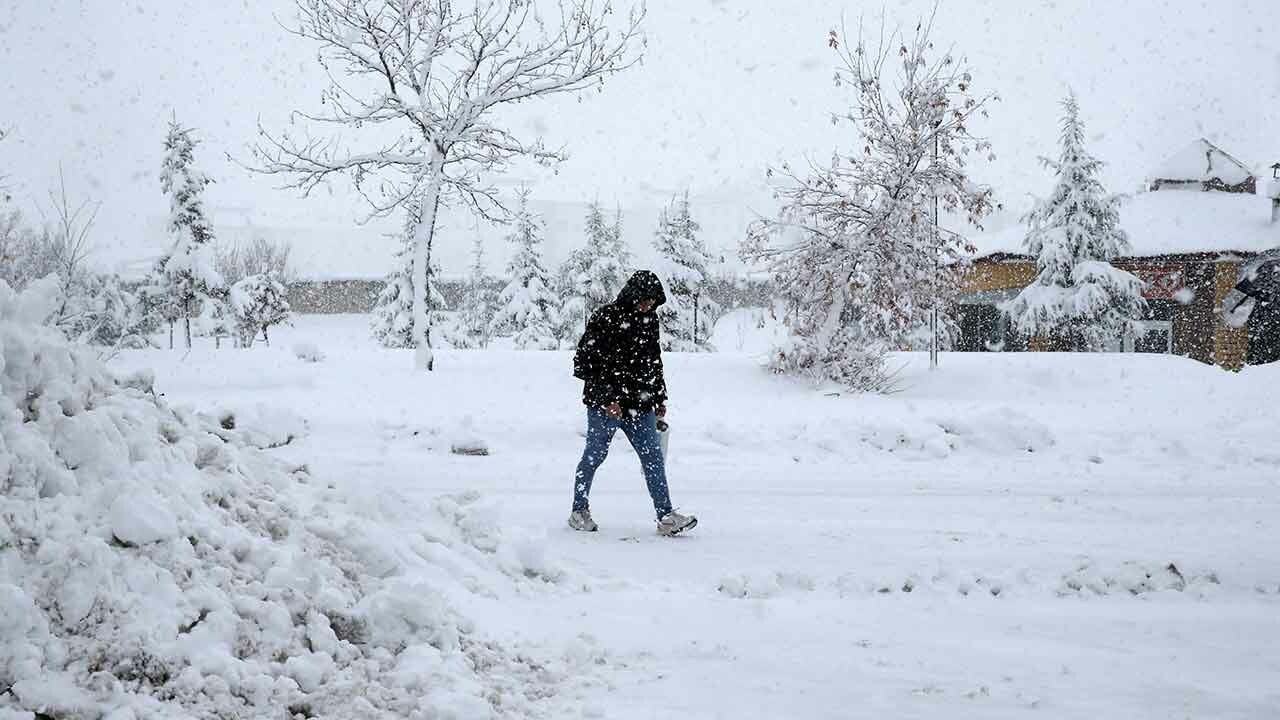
[656,510,697,536]
[568,509,599,532]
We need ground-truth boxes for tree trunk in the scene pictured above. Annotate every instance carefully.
[411,151,445,371]
[692,292,699,347]
[168,321,174,349]
[263,326,270,347]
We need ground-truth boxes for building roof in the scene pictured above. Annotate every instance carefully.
[968,189,1280,260]
[1149,138,1255,185]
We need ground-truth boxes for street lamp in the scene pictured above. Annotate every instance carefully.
[1271,162,1280,180]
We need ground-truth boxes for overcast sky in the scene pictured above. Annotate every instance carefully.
[2,0,1278,278]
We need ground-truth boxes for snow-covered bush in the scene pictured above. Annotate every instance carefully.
[1001,94,1147,350]
[0,277,582,718]
[230,272,291,347]
[489,190,561,350]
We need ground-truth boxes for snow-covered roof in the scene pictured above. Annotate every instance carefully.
[968,189,1280,260]
[1148,138,1254,185]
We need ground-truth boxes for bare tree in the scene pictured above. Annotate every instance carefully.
[216,236,294,286]
[252,0,645,370]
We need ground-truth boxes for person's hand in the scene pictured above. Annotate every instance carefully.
[656,403,667,419]
[605,402,622,419]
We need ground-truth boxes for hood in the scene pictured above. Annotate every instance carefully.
[616,270,667,309]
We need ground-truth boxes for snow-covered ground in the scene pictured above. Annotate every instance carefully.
[108,314,1280,719]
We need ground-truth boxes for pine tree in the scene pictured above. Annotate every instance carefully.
[156,117,226,349]
[230,272,292,347]
[742,21,996,390]
[1002,94,1147,350]
[453,236,494,348]
[557,200,631,341]
[370,202,447,349]
[653,191,719,351]
[489,190,560,350]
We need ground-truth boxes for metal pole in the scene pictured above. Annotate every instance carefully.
[930,134,940,370]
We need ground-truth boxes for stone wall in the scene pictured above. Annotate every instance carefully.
[1212,261,1248,370]
[286,276,775,315]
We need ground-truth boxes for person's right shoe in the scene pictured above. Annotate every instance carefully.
[656,510,697,536]
[568,509,599,532]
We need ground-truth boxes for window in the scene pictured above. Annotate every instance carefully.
[1124,320,1172,354]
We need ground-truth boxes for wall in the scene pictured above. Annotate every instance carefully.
[960,256,1247,369]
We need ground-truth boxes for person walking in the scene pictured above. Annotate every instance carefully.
[568,270,697,536]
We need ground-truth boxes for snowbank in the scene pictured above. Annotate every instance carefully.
[0,279,579,718]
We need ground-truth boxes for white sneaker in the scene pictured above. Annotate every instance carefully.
[568,509,598,532]
[656,510,697,536]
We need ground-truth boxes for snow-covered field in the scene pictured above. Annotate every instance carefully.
[97,313,1280,718]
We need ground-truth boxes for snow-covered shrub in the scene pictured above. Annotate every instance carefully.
[0,277,577,718]
[230,272,291,347]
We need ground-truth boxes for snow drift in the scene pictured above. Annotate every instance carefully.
[0,278,576,719]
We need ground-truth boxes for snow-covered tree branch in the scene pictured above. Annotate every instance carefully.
[251,0,644,370]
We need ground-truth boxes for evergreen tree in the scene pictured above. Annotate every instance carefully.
[653,191,719,351]
[370,202,447,348]
[156,117,226,349]
[452,236,494,348]
[230,272,292,347]
[489,190,560,350]
[1002,94,1147,350]
[557,200,631,341]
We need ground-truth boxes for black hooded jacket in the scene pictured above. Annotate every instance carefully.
[573,270,668,413]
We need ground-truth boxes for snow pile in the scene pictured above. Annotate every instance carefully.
[717,571,816,599]
[0,279,576,718]
[935,408,1055,455]
[292,341,325,363]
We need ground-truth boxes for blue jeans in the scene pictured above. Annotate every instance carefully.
[573,408,673,520]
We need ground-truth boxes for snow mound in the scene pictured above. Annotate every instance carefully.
[292,341,325,363]
[448,415,491,456]
[935,407,1056,454]
[717,571,816,599]
[212,403,309,450]
[0,280,576,719]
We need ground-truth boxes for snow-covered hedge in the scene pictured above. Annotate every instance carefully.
[0,278,578,719]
